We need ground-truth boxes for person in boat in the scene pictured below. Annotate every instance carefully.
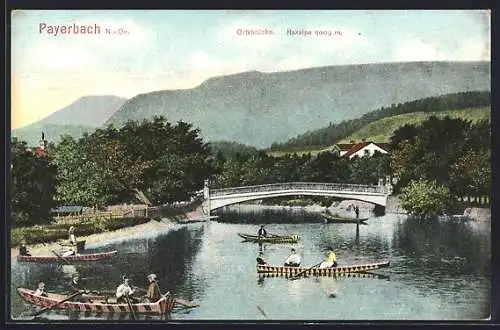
[68,226,77,245]
[19,240,31,256]
[258,225,267,238]
[319,247,338,268]
[34,281,48,297]
[61,245,76,257]
[116,278,140,304]
[69,274,92,302]
[284,248,301,267]
[256,251,267,265]
[144,274,162,303]
[354,205,360,219]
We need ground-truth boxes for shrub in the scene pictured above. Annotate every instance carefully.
[401,179,453,220]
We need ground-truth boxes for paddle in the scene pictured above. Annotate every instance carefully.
[257,305,267,318]
[289,262,322,280]
[125,293,136,320]
[32,291,83,317]
[51,250,70,265]
[173,298,200,309]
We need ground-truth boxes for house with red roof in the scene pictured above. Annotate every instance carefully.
[332,139,391,159]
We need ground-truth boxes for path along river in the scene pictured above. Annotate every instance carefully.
[10,208,491,321]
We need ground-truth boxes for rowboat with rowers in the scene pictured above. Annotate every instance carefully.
[257,260,390,277]
[17,250,118,263]
[238,233,300,243]
[17,288,176,315]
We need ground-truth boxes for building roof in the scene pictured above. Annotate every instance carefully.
[336,143,355,151]
[342,141,391,158]
[50,205,84,214]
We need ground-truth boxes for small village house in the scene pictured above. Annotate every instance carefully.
[332,139,391,159]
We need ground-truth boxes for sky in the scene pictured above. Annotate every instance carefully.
[11,10,491,129]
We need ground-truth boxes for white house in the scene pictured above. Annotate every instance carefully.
[332,140,390,159]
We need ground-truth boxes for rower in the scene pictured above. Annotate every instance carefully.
[258,225,267,238]
[19,240,31,256]
[69,274,92,302]
[61,245,76,257]
[144,274,162,303]
[256,252,267,265]
[319,247,338,268]
[284,248,301,267]
[34,281,48,297]
[116,278,140,303]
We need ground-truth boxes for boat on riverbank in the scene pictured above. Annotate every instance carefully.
[257,260,390,276]
[17,250,118,263]
[17,288,175,315]
[321,213,369,224]
[238,233,300,243]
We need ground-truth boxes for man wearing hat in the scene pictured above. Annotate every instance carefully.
[144,274,162,303]
[69,274,92,302]
[116,278,140,303]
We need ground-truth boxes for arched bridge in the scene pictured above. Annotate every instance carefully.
[202,182,393,215]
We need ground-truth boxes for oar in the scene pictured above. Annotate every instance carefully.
[51,250,70,265]
[257,305,267,318]
[173,298,200,309]
[289,262,322,280]
[32,291,83,317]
[125,294,136,320]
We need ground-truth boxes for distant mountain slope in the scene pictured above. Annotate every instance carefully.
[105,61,490,148]
[11,123,94,146]
[339,107,491,143]
[37,95,127,127]
[268,107,490,157]
[12,95,127,145]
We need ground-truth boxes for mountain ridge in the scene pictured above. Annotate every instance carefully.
[105,61,490,148]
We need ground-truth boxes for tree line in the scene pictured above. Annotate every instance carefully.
[11,114,490,226]
[268,91,491,151]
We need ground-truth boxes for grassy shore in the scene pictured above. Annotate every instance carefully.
[10,218,178,259]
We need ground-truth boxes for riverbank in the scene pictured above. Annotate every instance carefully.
[11,218,178,260]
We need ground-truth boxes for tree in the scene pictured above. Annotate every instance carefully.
[11,138,57,226]
[449,150,491,199]
[52,134,106,206]
[401,179,452,220]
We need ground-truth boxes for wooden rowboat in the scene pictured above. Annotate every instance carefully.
[17,288,175,315]
[257,260,390,276]
[238,233,300,243]
[259,271,389,280]
[321,213,369,224]
[17,250,118,263]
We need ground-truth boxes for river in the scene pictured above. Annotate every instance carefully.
[10,208,491,321]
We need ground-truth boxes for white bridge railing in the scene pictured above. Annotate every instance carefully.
[210,182,390,197]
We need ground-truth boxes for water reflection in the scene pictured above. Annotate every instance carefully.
[10,210,491,321]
